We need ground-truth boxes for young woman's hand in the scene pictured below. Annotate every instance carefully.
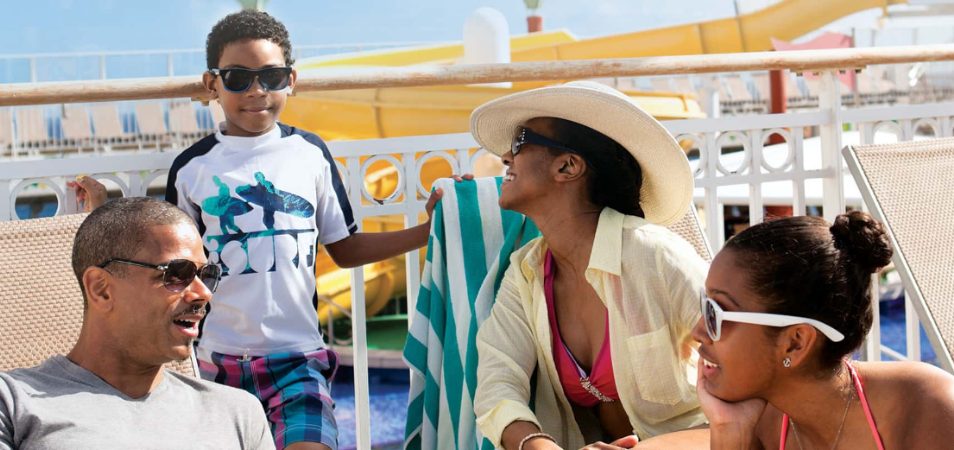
[696,363,765,449]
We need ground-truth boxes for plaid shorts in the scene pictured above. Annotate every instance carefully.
[197,347,339,450]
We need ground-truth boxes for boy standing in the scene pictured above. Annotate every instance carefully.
[164,10,444,450]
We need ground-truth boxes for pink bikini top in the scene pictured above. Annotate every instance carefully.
[779,362,885,450]
[544,250,619,408]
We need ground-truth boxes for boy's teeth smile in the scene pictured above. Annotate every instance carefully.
[702,358,719,369]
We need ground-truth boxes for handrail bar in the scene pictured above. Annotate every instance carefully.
[3,44,954,106]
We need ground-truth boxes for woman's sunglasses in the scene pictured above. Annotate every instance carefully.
[98,258,222,293]
[511,127,585,157]
[700,291,844,342]
[209,67,293,93]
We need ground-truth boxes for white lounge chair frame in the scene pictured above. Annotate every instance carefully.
[843,138,954,372]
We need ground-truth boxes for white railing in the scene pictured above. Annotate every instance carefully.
[2,46,953,449]
[3,76,947,365]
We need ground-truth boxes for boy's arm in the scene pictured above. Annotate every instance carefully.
[324,187,444,268]
[325,223,430,268]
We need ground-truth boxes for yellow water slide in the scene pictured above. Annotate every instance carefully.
[305,0,906,323]
[285,0,906,141]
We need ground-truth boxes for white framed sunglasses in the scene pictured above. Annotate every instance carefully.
[700,290,845,342]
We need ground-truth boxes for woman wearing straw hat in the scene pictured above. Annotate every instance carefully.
[473,81,708,450]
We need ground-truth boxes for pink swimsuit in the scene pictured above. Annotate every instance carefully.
[544,250,619,407]
[779,362,885,450]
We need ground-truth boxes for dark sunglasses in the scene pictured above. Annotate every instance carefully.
[511,127,585,157]
[700,290,844,342]
[98,258,222,293]
[209,67,293,93]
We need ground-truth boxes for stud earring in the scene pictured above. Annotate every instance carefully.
[782,357,792,368]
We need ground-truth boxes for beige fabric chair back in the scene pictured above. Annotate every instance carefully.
[844,138,954,372]
[14,107,49,144]
[90,104,127,140]
[723,76,753,101]
[61,105,92,140]
[0,214,196,376]
[168,101,200,134]
[666,206,712,262]
[0,108,12,149]
[134,102,167,135]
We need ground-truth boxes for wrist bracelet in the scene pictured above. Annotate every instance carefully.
[518,432,556,450]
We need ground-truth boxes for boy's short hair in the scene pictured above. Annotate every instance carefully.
[206,10,295,70]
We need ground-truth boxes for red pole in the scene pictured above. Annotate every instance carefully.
[768,68,786,144]
[527,15,542,33]
[769,69,786,114]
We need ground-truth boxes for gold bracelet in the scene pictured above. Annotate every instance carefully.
[518,432,556,450]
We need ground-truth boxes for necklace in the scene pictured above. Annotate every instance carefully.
[790,373,854,450]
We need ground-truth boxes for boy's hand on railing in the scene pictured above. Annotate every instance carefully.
[67,175,108,213]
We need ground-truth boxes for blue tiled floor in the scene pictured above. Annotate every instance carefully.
[332,299,937,449]
[332,367,408,450]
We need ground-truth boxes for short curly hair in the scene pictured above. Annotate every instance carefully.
[206,10,295,69]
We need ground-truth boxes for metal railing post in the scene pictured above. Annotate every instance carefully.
[817,70,846,222]
[346,155,372,450]
[0,181,11,220]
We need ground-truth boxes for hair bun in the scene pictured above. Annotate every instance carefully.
[830,211,893,273]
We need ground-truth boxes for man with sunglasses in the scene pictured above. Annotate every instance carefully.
[0,197,273,449]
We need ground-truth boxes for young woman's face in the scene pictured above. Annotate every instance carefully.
[691,249,783,402]
[498,118,562,214]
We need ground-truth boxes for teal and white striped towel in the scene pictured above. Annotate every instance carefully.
[403,177,540,450]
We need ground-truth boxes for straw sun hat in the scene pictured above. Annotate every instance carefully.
[470,80,693,226]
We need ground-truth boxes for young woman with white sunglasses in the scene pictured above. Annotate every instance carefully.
[693,211,954,450]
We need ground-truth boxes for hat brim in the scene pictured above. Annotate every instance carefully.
[470,81,693,226]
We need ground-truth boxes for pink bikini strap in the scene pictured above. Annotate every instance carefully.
[779,414,790,450]
[847,363,885,450]
[779,362,885,450]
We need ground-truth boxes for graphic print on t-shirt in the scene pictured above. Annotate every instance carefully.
[202,171,316,277]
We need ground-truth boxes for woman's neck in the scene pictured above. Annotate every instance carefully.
[533,206,601,274]
[772,361,857,447]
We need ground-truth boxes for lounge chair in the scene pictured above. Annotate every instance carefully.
[13,107,53,157]
[60,104,94,154]
[0,108,12,157]
[843,138,954,373]
[134,102,169,151]
[167,101,203,148]
[0,214,197,376]
[403,177,711,449]
[90,103,137,152]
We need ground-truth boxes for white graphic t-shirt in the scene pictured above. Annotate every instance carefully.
[166,123,356,356]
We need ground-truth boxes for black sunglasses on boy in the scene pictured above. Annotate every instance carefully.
[209,67,293,93]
